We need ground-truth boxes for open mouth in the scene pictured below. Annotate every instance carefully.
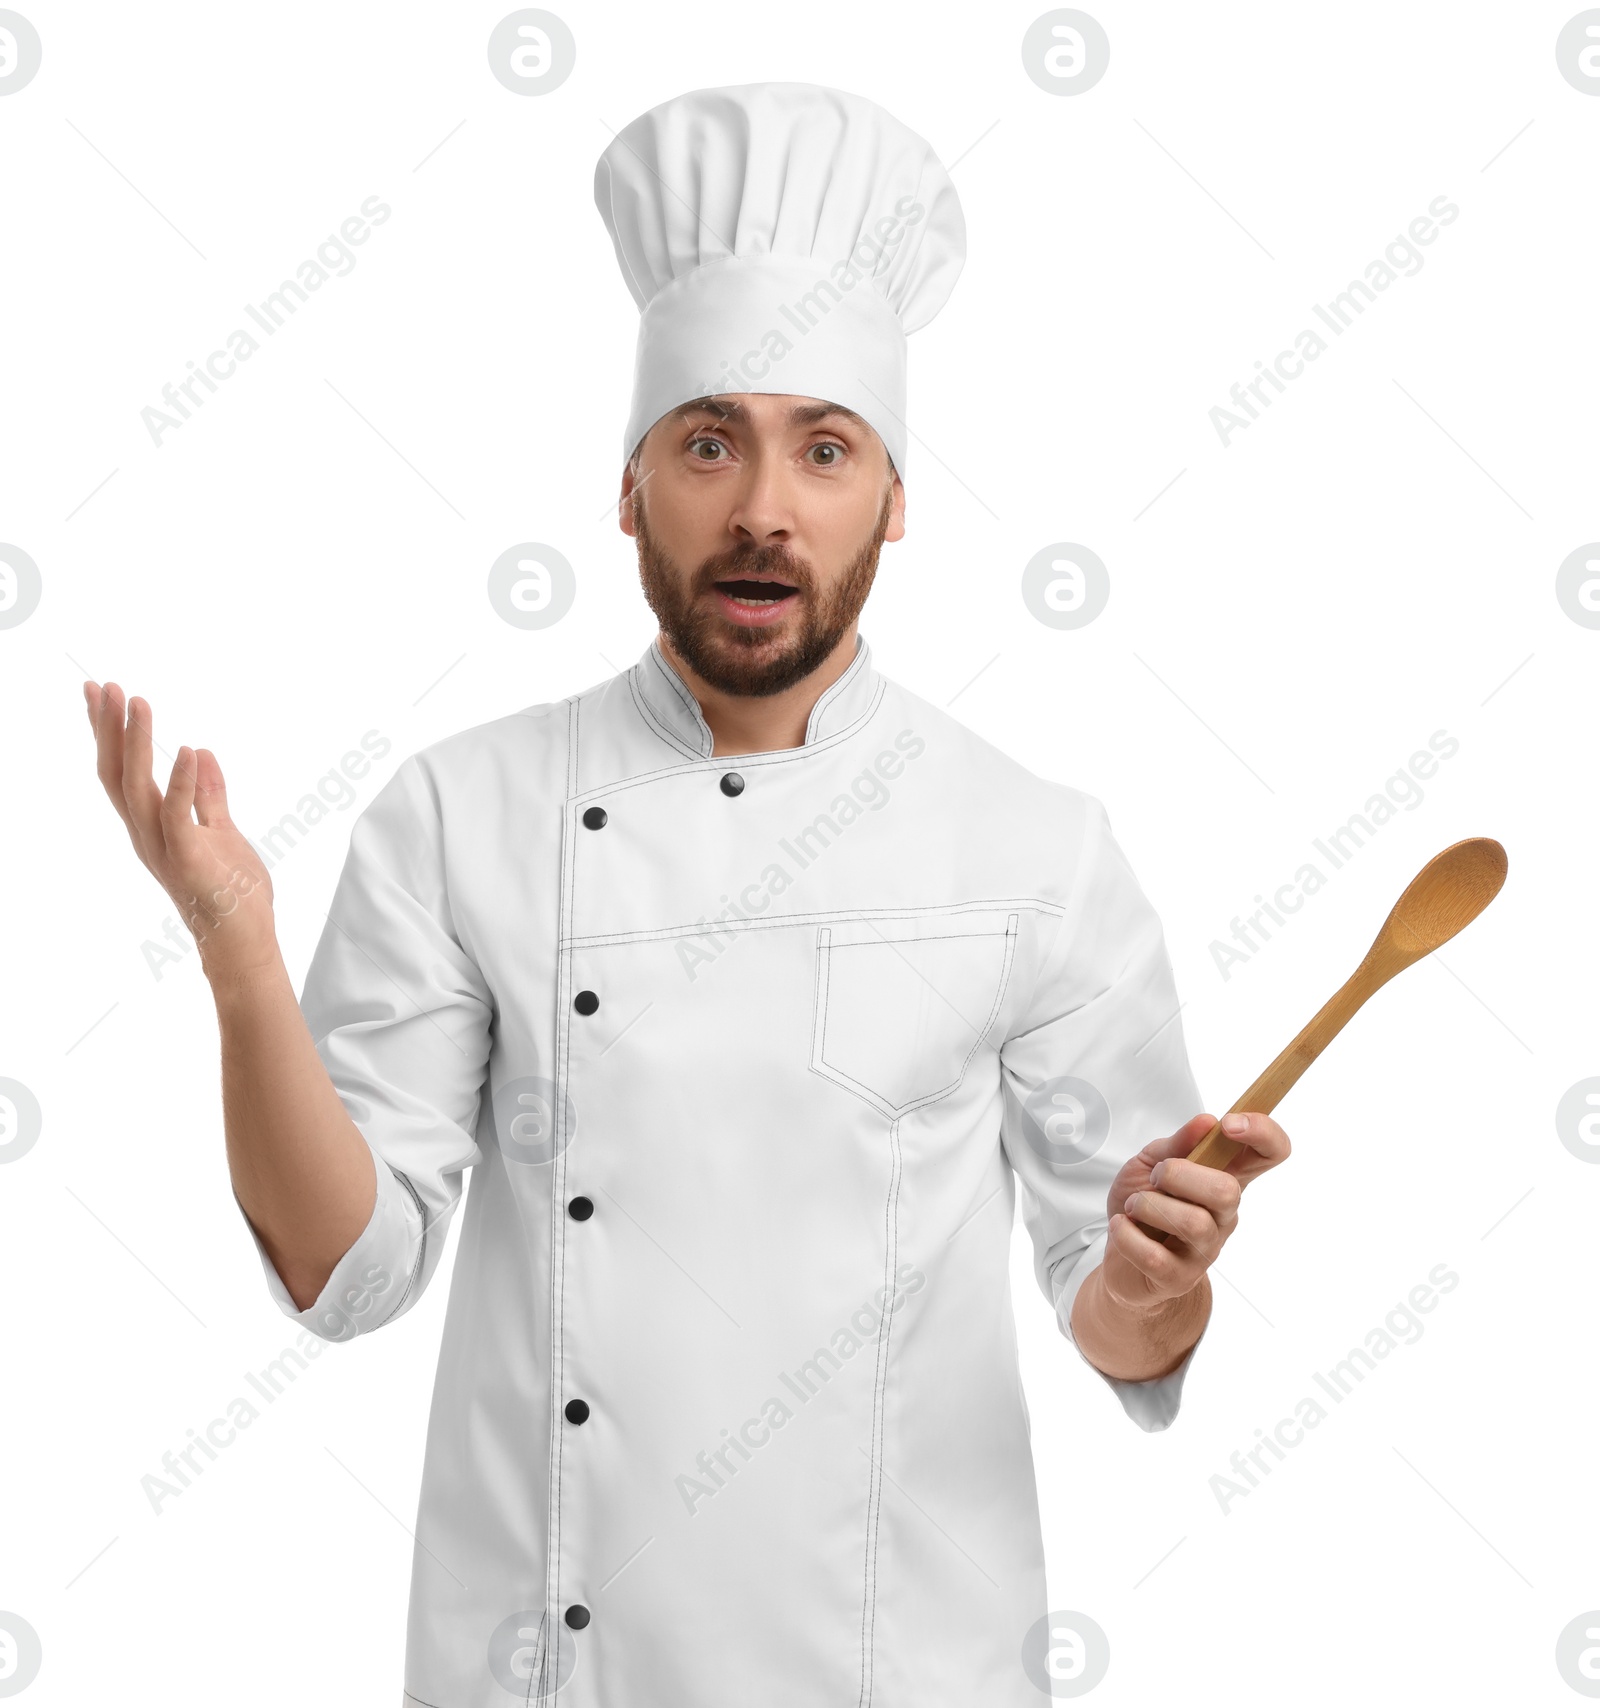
[711,576,800,626]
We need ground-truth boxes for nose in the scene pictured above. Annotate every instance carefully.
[725,452,794,551]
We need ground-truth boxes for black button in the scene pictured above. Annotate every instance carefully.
[582,806,607,830]
[720,771,745,797]
[564,1399,590,1424]
[568,1196,594,1221]
[565,1604,590,1630]
[574,990,599,1015]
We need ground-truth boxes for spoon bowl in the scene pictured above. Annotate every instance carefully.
[1364,836,1509,976]
[1132,837,1508,1236]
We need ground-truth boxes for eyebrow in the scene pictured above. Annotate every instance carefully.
[672,396,869,432]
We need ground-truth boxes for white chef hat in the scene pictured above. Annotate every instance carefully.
[593,81,965,478]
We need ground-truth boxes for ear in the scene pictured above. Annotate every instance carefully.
[884,471,906,545]
[618,461,640,538]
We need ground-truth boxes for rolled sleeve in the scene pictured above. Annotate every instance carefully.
[247,750,493,1342]
[1051,1228,1209,1432]
[242,1153,423,1341]
[1000,792,1206,1432]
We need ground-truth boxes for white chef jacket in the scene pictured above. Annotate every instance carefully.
[248,632,1208,1706]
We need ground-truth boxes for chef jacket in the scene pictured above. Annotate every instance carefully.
[247,631,1208,1707]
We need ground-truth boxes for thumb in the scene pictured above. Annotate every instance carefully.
[1123,1112,1215,1173]
[191,748,233,828]
[1173,1112,1219,1154]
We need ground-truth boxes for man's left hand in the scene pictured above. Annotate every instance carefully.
[1104,1110,1291,1310]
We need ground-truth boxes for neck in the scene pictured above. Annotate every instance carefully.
[657,626,860,757]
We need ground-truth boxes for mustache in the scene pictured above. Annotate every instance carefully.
[693,542,813,594]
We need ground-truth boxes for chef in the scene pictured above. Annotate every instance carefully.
[86,80,1289,1708]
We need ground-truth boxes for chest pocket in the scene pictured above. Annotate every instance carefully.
[811,912,1020,1118]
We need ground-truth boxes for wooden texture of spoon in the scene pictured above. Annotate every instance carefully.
[1132,836,1507,1245]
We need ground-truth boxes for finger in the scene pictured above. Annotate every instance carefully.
[1134,1113,1218,1168]
[162,745,199,848]
[1108,1211,1195,1291]
[1216,1111,1292,1174]
[82,680,101,736]
[120,693,167,859]
[191,748,233,829]
[93,682,137,837]
[161,747,233,933]
[1122,1188,1224,1256]
[1149,1155,1244,1223]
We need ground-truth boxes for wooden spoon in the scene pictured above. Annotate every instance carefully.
[1133,836,1507,1243]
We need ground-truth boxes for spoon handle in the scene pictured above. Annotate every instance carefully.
[1193,966,1376,1168]
[1127,835,1505,1247]
[1130,961,1386,1241]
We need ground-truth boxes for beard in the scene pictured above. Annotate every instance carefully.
[632,481,894,698]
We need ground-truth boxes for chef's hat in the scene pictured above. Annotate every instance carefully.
[593,81,965,477]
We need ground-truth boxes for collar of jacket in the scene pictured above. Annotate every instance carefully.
[629,629,883,758]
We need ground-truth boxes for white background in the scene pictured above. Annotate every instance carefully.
[2,1,1597,1702]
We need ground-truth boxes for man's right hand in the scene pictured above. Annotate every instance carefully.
[84,679,278,984]
[85,677,379,1313]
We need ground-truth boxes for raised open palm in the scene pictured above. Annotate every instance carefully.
[84,680,277,978]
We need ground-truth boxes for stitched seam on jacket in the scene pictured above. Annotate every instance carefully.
[381,1166,428,1326]
[564,896,1061,951]
[812,915,1023,1118]
[628,671,703,760]
[602,678,889,795]
[805,635,868,740]
[526,1610,551,1708]
[648,645,713,750]
[858,1112,902,1707]
[540,698,582,1698]
[1013,800,1110,1033]
[957,915,1021,1085]
[828,929,1011,951]
[809,926,832,1088]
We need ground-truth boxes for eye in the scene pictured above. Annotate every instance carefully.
[688,434,729,462]
[807,441,846,467]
